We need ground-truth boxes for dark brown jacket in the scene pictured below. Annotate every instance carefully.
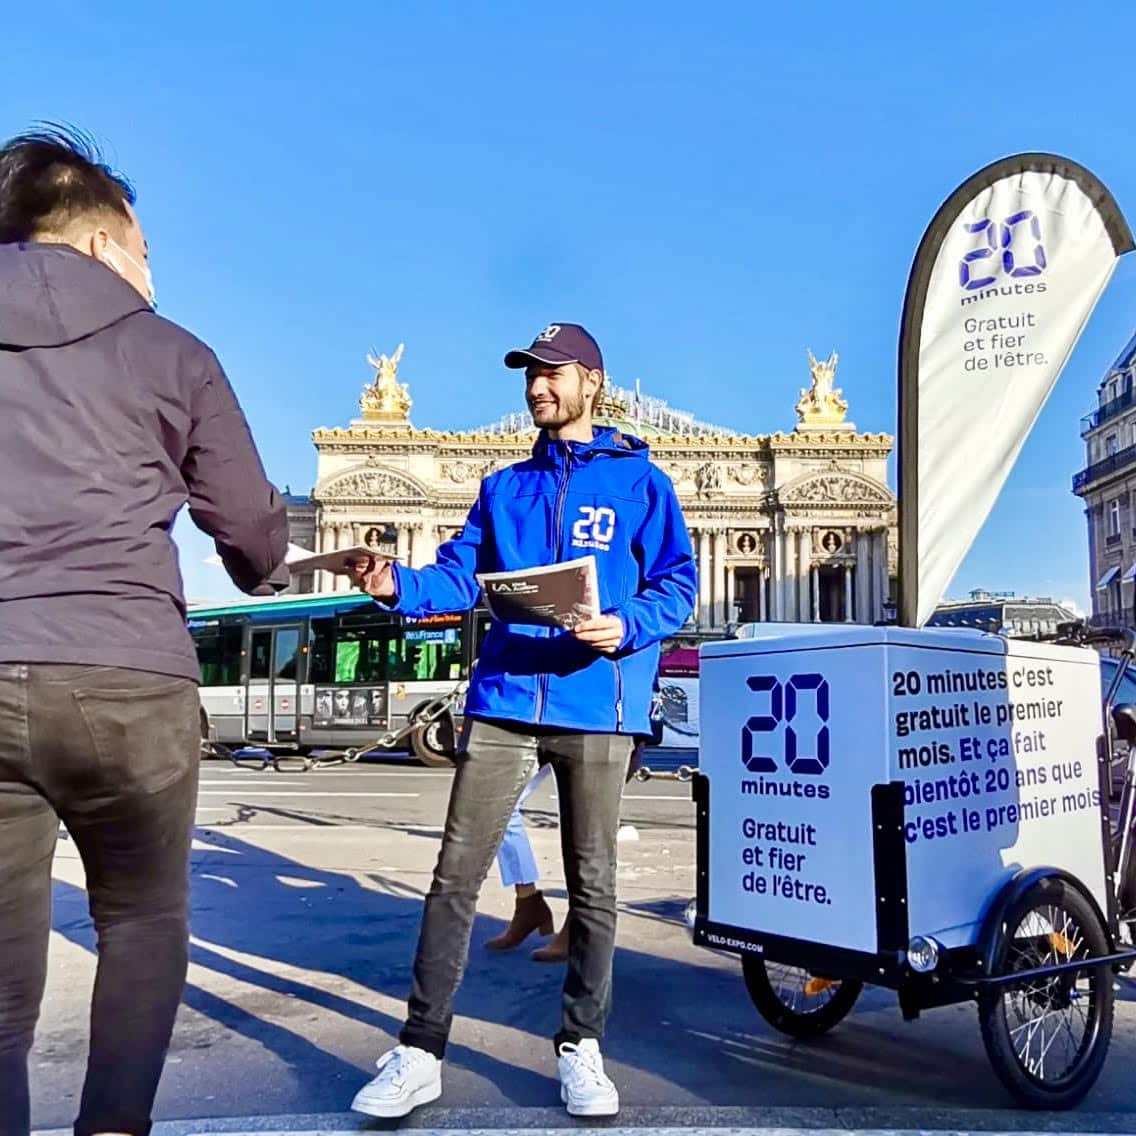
[0,242,287,680]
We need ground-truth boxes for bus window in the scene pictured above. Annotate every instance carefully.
[331,617,401,683]
[335,639,362,682]
[308,618,335,683]
[194,624,243,686]
[250,630,272,680]
[473,612,492,659]
[274,627,301,681]
[398,627,464,681]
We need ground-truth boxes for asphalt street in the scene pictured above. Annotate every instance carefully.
[28,748,1136,1135]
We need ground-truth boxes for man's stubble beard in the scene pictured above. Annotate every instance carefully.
[530,388,589,430]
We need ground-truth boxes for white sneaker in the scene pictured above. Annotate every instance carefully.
[557,1037,619,1116]
[351,1044,442,1118]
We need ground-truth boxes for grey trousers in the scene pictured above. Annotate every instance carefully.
[399,717,632,1056]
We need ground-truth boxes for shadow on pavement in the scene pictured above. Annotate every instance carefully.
[47,812,1048,1116]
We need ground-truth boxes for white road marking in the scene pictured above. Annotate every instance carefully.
[202,769,442,778]
[194,823,399,831]
[195,791,419,798]
[198,780,306,787]
[44,1122,1122,1136]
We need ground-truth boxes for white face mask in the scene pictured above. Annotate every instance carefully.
[103,237,156,308]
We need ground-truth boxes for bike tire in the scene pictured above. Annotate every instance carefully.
[741,954,862,1039]
[978,876,1113,1109]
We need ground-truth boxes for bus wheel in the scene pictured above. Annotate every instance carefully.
[199,708,212,758]
[410,718,456,768]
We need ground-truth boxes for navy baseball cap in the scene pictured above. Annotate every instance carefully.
[504,323,604,374]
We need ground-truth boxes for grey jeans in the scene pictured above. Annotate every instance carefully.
[400,718,632,1057]
[0,664,200,1136]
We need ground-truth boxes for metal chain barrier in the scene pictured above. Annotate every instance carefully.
[634,764,695,783]
[200,682,467,774]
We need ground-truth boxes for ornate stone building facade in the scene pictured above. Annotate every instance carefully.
[285,346,898,630]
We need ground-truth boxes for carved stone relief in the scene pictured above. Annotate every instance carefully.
[322,470,425,501]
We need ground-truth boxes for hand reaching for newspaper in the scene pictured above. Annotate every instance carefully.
[573,615,625,654]
[348,556,396,599]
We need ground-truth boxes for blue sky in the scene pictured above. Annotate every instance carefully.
[5,1,1135,609]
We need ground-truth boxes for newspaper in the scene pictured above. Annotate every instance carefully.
[476,555,600,629]
[285,544,399,577]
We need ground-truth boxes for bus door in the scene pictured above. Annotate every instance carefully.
[245,624,303,744]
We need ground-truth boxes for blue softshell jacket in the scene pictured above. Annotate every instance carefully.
[386,427,697,734]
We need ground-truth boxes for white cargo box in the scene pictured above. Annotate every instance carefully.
[697,624,1107,957]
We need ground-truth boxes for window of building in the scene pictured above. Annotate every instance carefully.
[1109,499,1121,537]
[1107,434,1119,457]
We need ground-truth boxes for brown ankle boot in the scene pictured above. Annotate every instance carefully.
[486,891,554,950]
[531,921,569,963]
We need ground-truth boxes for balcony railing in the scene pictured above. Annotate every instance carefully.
[1082,386,1136,434]
[1090,609,1132,629]
[1073,442,1136,492]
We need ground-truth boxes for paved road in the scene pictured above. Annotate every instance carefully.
[29,750,1136,1133]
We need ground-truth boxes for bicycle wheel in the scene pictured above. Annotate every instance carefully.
[741,955,862,1039]
[978,877,1113,1109]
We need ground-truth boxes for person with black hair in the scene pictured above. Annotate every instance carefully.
[0,125,288,1136]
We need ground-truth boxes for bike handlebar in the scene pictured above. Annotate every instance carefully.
[1049,621,1136,653]
[1084,627,1136,649]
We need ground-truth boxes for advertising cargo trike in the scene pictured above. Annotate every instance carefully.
[694,619,1136,1108]
[690,154,1136,1108]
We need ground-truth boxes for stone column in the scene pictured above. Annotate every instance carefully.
[396,524,410,562]
[844,564,854,622]
[865,532,877,623]
[875,529,889,621]
[783,527,799,621]
[797,528,811,625]
[811,566,820,622]
[324,522,336,595]
[868,530,883,623]
[314,523,327,593]
[771,525,783,620]
[415,522,437,568]
[726,564,736,625]
[855,532,870,622]
[713,530,728,626]
[758,567,767,621]
[698,529,711,625]
[335,523,351,592]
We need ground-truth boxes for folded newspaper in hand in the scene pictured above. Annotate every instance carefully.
[285,544,399,576]
[476,556,600,629]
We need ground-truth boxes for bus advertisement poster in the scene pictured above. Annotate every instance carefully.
[314,686,388,727]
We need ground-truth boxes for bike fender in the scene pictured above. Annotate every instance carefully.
[977,866,1112,976]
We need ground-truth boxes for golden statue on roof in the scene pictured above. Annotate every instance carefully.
[360,343,412,422]
[795,349,850,430]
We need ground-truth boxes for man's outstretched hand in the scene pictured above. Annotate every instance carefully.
[573,614,625,654]
[347,556,396,599]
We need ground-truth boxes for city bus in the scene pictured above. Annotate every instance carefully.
[188,591,490,762]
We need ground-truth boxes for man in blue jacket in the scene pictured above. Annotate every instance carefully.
[349,323,696,1119]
